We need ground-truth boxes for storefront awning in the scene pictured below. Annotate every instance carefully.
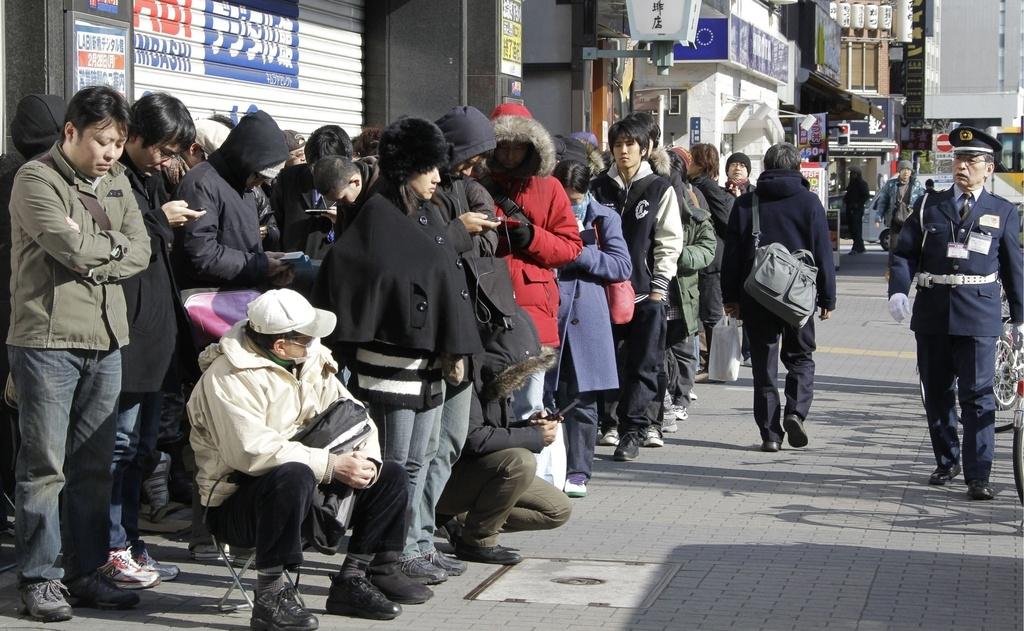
[801,73,884,122]
[722,102,786,144]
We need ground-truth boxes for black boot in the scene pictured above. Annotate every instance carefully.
[325,574,401,620]
[367,552,433,604]
[250,585,318,631]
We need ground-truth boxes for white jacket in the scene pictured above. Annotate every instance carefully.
[188,321,382,507]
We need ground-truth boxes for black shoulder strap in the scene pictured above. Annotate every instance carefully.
[478,175,526,218]
[37,153,113,231]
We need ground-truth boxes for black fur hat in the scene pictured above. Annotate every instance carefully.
[378,117,449,184]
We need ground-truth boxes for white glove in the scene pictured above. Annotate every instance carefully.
[888,293,912,323]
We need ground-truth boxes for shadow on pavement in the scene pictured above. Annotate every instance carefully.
[625,543,1022,631]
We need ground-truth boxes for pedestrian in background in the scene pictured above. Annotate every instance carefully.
[724,152,755,197]
[843,166,870,254]
[874,159,924,256]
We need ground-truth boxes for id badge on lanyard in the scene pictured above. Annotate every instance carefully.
[946,220,973,260]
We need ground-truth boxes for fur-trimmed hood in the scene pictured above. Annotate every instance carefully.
[488,115,557,178]
[482,346,557,402]
[648,146,672,178]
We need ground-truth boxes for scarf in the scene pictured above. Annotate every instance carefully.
[726,178,749,197]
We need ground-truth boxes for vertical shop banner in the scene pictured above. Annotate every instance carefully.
[903,0,926,121]
[500,0,522,77]
[73,19,130,95]
[797,113,828,161]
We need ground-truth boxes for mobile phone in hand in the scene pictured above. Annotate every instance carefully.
[305,208,329,215]
[279,251,306,261]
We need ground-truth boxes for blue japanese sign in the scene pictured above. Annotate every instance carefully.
[728,16,788,84]
[672,16,788,84]
[673,18,729,61]
[690,117,702,144]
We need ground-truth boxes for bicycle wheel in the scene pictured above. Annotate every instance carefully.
[994,336,1018,411]
[1013,426,1023,505]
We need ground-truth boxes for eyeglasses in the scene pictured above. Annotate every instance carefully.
[282,336,315,349]
[953,155,989,167]
[157,146,182,161]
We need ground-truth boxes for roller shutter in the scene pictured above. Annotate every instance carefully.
[132,0,363,136]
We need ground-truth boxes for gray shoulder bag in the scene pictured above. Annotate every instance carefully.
[742,194,818,327]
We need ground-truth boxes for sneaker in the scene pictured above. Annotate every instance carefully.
[20,580,72,622]
[676,406,690,421]
[399,555,447,585]
[613,431,642,461]
[564,474,588,498]
[598,428,620,446]
[326,575,401,620]
[423,549,466,576]
[65,572,140,609]
[134,548,179,582]
[189,542,229,562]
[141,452,171,522]
[99,548,160,590]
[252,585,319,630]
[688,391,698,402]
[643,427,664,448]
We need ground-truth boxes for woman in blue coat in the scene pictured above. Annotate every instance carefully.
[547,161,632,497]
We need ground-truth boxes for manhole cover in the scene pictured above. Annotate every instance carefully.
[551,577,605,586]
[466,558,679,608]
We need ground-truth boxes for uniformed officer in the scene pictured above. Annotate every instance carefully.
[887,126,1024,500]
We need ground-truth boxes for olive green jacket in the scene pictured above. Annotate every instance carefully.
[8,143,150,350]
[674,216,717,335]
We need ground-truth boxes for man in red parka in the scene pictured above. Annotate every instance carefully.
[483,104,583,418]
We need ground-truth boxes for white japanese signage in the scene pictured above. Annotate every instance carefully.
[625,0,700,42]
[867,5,879,29]
[852,3,865,28]
[881,5,893,30]
[838,2,851,27]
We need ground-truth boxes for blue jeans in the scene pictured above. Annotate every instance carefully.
[408,381,472,556]
[9,346,122,584]
[512,370,548,420]
[110,391,163,552]
[369,398,443,562]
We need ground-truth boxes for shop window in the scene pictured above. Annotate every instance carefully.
[844,42,879,92]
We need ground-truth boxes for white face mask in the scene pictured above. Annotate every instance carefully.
[293,339,320,364]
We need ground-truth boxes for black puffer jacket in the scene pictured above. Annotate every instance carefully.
[689,173,735,273]
[174,111,289,289]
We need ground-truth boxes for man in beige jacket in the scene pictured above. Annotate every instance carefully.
[8,86,151,622]
[188,289,428,630]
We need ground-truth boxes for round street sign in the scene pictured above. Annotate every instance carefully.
[935,133,953,153]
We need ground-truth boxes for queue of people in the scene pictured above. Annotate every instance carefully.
[17,84,1022,631]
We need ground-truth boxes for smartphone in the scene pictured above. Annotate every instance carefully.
[503,217,523,228]
[305,208,329,215]
[553,398,581,419]
[279,251,306,261]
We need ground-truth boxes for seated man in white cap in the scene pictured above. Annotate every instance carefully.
[187,289,429,630]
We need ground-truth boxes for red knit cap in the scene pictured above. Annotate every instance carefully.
[670,146,693,171]
[490,103,533,120]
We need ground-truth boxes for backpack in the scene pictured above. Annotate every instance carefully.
[742,194,818,328]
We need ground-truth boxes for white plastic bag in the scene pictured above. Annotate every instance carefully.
[534,422,567,489]
[708,316,742,382]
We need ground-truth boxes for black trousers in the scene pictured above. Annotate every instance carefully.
[747,311,816,443]
[848,205,865,252]
[613,299,667,433]
[206,460,408,570]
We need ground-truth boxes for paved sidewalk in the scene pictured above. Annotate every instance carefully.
[1,248,1020,630]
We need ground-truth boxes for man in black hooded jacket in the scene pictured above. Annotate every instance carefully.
[0,93,66,529]
[174,110,293,290]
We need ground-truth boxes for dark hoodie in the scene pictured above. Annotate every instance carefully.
[721,169,837,314]
[174,110,288,289]
[1,94,66,330]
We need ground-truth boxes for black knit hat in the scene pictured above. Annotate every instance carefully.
[726,152,752,174]
[378,117,449,184]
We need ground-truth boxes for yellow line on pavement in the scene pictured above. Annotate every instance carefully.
[816,345,916,359]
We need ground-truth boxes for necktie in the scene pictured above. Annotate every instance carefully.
[959,193,973,219]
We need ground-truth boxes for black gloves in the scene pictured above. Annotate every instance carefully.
[506,222,534,249]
